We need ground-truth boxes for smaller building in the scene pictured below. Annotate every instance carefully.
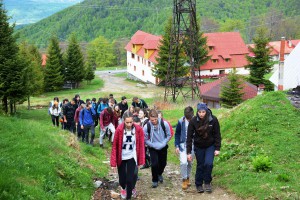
[199,77,258,108]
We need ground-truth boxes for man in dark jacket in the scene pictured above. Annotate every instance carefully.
[74,94,85,110]
[79,102,96,146]
[118,96,128,117]
[63,98,76,133]
[186,103,221,193]
[132,96,148,109]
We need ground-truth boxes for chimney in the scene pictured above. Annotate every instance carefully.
[288,40,292,48]
[278,37,285,91]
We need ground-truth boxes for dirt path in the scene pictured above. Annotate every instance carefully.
[95,70,165,98]
[93,71,240,200]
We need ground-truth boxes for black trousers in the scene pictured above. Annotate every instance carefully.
[66,119,75,133]
[51,115,59,127]
[118,158,138,199]
[149,145,168,182]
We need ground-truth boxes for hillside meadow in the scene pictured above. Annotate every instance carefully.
[0,73,299,199]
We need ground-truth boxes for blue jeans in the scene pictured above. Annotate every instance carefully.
[194,145,215,186]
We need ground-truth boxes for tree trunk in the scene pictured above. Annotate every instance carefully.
[9,100,13,115]
[14,102,16,114]
[27,96,31,110]
[2,96,8,114]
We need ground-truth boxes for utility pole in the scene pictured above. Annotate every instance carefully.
[164,0,201,102]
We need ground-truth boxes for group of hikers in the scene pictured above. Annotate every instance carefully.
[48,94,221,200]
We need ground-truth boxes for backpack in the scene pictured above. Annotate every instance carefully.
[146,118,167,139]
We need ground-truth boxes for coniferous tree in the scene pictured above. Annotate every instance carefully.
[44,36,64,92]
[19,42,44,109]
[0,3,24,114]
[64,33,85,88]
[246,28,275,90]
[85,64,95,84]
[220,68,245,108]
[154,18,189,83]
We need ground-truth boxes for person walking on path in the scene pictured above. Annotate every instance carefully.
[79,102,96,146]
[143,109,171,188]
[110,112,145,200]
[186,103,221,193]
[174,106,195,190]
[132,97,148,109]
[63,98,77,133]
[99,107,116,147]
[74,103,85,141]
[118,96,128,118]
[49,101,61,127]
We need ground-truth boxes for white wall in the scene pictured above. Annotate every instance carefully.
[126,51,156,84]
[196,67,249,77]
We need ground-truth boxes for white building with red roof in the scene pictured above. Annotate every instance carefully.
[125,30,162,84]
[125,31,250,85]
[196,32,250,78]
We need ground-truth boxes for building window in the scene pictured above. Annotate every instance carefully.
[142,70,145,76]
[212,59,218,63]
[219,70,225,75]
[145,49,148,54]
[148,61,151,67]
[131,53,135,59]
[210,69,212,72]
[137,56,140,62]
[209,46,214,50]
[142,58,143,63]
[133,44,136,49]
[225,58,230,62]
[134,66,136,71]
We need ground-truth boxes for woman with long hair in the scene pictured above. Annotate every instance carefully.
[186,103,221,193]
[110,112,145,199]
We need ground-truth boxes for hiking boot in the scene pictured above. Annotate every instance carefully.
[152,182,158,188]
[204,183,212,193]
[120,188,126,199]
[182,179,188,190]
[197,185,204,193]
[186,177,191,186]
[158,175,163,183]
[140,164,149,169]
[132,188,137,198]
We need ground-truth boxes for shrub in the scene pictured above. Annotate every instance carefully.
[252,155,272,172]
[276,174,290,182]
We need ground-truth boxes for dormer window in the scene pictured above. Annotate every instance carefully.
[133,44,136,49]
[145,49,148,54]
[209,46,214,50]
[212,59,218,63]
[225,58,230,62]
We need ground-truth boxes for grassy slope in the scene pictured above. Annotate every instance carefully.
[214,92,300,199]
[0,108,109,200]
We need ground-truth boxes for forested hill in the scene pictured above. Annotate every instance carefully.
[16,0,300,48]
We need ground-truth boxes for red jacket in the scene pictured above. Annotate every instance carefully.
[110,123,145,167]
[100,108,115,130]
[74,107,82,123]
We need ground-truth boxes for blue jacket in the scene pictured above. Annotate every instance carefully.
[174,117,187,150]
[79,107,96,126]
[143,118,171,150]
[97,103,108,114]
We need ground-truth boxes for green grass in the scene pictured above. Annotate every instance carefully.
[114,72,127,77]
[0,108,109,200]
[30,77,104,106]
[214,92,300,199]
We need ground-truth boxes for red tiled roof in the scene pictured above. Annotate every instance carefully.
[199,77,257,101]
[125,30,161,64]
[200,32,249,70]
[268,40,300,55]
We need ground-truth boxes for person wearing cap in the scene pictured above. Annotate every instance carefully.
[186,103,221,193]
[118,96,128,118]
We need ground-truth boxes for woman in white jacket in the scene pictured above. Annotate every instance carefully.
[49,102,61,127]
